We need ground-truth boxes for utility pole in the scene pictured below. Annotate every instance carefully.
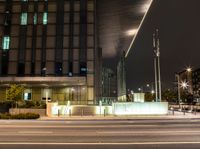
[153,29,162,102]
[153,34,158,101]
[176,73,181,107]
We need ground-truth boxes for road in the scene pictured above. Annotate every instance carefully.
[0,118,200,149]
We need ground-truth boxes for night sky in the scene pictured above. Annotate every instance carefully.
[100,0,200,91]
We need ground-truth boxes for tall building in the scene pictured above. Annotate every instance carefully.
[117,52,126,101]
[192,68,200,98]
[0,0,101,105]
[102,67,117,104]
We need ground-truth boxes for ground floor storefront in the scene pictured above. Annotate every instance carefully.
[0,76,95,105]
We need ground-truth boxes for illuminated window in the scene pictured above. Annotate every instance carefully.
[21,13,28,25]
[2,36,10,51]
[33,13,37,25]
[43,12,48,25]
[23,89,32,101]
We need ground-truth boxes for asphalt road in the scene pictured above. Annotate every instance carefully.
[0,119,200,149]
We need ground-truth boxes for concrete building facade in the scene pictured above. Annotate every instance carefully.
[0,0,101,105]
[192,68,200,99]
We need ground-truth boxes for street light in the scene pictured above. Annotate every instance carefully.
[180,81,189,89]
[186,67,192,72]
[151,90,155,94]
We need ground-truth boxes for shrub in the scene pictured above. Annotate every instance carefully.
[0,113,40,119]
[19,101,46,109]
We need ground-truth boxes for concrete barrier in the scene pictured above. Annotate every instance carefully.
[112,102,169,115]
[46,102,168,117]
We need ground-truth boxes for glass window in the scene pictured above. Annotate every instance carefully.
[34,13,37,25]
[43,12,48,25]
[2,36,10,51]
[23,89,32,101]
[21,13,28,25]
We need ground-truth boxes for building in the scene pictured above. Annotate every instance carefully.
[102,67,117,104]
[0,0,101,105]
[192,68,200,99]
[117,51,126,101]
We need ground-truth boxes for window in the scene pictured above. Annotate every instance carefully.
[43,12,48,25]
[21,13,28,25]
[2,36,10,51]
[23,89,32,101]
[33,13,37,25]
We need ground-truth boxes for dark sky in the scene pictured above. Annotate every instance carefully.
[100,0,200,91]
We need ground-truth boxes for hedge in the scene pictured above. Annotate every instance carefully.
[0,113,40,119]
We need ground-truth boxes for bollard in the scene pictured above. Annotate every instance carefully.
[69,109,71,117]
[183,106,185,115]
[194,106,197,115]
[104,109,106,117]
[58,109,60,117]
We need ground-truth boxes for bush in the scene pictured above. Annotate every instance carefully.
[0,113,40,119]
[19,101,46,109]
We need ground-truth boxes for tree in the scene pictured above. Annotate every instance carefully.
[6,84,24,108]
[145,92,155,102]
[162,89,177,103]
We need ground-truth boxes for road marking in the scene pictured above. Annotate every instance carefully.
[0,142,200,145]
[0,125,159,128]
[18,131,53,134]
[98,130,200,134]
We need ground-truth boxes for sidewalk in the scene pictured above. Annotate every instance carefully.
[40,111,200,121]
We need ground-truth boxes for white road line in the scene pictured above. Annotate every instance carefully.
[18,131,53,134]
[0,125,159,128]
[0,142,200,145]
[98,130,200,134]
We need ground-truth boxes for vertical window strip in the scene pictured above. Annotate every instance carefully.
[2,36,10,51]
[33,13,37,25]
[43,12,48,25]
[21,13,28,25]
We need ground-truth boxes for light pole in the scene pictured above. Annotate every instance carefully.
[153,29,162,102]
[186,67,193,94]
[176,67,192,107]
[176,73,181,107]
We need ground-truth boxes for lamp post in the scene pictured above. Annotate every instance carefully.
[176,74,181,107]
[176,68,191,108]
[186,67,193,94]
[153,29,162,102]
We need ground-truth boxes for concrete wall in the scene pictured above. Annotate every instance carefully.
[113,102,169,115]
[46,102,169,117]
[9,108,46,116]
[47,103,113,117]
